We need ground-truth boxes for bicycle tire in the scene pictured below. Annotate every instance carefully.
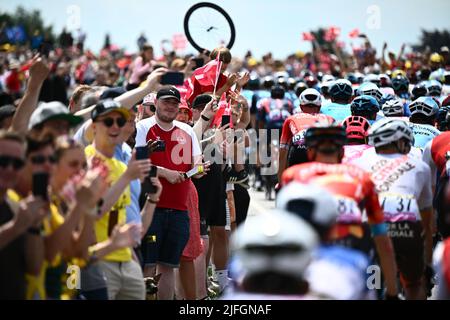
[184,2,236,53]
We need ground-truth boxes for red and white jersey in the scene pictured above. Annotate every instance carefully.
[351,148,433,222]
[342,144,373,164]
[423,131,450,188]
[135,116,201,211]
[280,113,335,149]
[281,162,384,226]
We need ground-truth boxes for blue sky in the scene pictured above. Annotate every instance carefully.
[1,0,449,59]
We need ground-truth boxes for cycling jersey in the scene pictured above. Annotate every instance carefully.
[321,102,352,123]
[257,97,293,129]
[342,144,373,163]
[351,148,433,222]
[422,131,450,183]
[280,113,335,166]
[351,148,432,286]
[409,123,441,150]
[280,113,335,149]
[281,162,384,229]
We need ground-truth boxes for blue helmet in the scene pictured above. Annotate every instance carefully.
[329,79,353,101]
[380,92,396,106]
[391,75,409,94]
[409,96,439,117]
[412,81,428,100]
[356,82,383,103]
[351,95,380,115]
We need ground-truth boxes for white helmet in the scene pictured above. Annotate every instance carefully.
[381,99,404,117]
[368,118,414,148]
[300,88,322,107]
[230,209,318,280]
[276,182,338,237]
[356,82,383,103]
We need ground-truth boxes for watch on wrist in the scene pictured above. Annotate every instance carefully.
[201,114,210,121]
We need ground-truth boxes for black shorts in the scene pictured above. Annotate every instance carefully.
[233,184,250,227]
[287,145,309,167]
[387,221,425,286]
[193,163,227,228]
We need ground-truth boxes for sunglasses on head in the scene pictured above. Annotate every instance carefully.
[30,155,57,165]
[0,155,25,170]
[98,117,126,128]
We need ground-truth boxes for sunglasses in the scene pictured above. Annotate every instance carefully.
[98,117,126,128]
[30,155,57,165]
[0,155,25,170]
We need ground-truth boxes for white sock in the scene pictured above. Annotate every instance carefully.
[215,269,229,291]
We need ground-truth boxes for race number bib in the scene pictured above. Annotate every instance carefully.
[335,196,362,224]
[292,130,306,147]
[379,192,419,222]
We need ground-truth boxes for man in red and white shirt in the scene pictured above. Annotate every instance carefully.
[135,86,202,300]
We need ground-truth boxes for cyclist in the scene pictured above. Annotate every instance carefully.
[276,182,375,299]
[280,122,400,299]
[350,95,383,125]
[408,96,441,150]
[351,118,433,299]
[321,79,353,122]
[341,115,372,163]
[277,88,334,182]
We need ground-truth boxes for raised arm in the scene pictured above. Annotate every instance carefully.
[10,56,50,134]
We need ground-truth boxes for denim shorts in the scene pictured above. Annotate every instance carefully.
[141,208,190,268]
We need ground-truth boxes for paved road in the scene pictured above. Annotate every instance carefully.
[247,187,275,216]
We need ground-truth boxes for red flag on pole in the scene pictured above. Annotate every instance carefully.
[302,32,315,41]
[349,28,360,38]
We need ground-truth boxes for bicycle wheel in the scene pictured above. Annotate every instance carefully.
[184,2,236,53]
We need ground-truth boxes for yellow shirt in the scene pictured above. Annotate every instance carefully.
[7,190,64,300]
[85,145,131,262]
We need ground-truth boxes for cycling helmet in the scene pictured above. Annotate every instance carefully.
[379,74,392,88]
[230,209,318,280]
[295,82,308,97]
[363,74,380,87]
[444,70,450,85]
[382,99,404,117]
[299,88,322,107]
[368,118,414,148]
[426,80,443,97]
[346,73,358,85]
[412,82,428,100]
[350,95,380,115]
[276,77,288,90]
[342,115,371,140]
[356,82,383,102]
[409,96,439,117]
[246,76,260,91]
[320,81,332,97]
[271,85,286,100]
[322,74,336,83]
[262,76,275,89]
[391,75,409,95]
[329,79,353,101]
[276,182,338,238]
[305,75,318,88]
[287,77,297,91]
[380,92,396,106]
[305,120,347,147]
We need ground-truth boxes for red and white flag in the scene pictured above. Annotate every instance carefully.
[349,28,360,38]
[172,33,187,51]
[302,32,315,41]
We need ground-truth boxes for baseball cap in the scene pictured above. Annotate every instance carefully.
[91,99,130,121]
[156,87,181,102]
[29,101,83,130]
[142,93,156,106]
[192,94,213,109]
[0,104,16,122]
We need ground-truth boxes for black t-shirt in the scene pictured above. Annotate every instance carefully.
[0,200,26,300]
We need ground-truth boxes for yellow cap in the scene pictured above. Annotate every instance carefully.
[430,53,443,63]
